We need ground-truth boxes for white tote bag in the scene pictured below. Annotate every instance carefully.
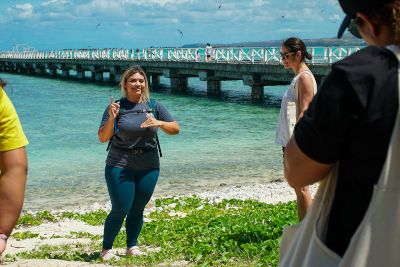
[279,165,341,267]
[279,47,400,267]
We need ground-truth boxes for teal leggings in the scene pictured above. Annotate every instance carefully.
[103,165,159,249]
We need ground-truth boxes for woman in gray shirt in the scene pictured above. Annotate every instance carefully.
[98,66,179,260]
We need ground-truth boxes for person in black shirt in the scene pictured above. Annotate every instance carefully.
[284,0,399,257]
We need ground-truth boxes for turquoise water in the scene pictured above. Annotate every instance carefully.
[1,73,286,211]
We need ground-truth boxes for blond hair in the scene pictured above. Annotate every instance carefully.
[119,66,150,103]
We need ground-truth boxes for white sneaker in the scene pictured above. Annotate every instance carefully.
[126,246,146,256]
[100,249,120,261]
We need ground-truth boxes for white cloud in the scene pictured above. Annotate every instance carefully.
[250,0,270,7]
[74,0,124,17]
[41,0,69,7]
[123,0,191,6]
[7,3,35,20]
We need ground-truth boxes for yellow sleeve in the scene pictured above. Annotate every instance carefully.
[0,88,29,151]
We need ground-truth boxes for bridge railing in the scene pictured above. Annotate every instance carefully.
[0,46,363,64]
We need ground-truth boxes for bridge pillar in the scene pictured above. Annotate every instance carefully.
[22,63,34,74]
[199,71,221,96]
[170,77,188,92]
[251,85,264,102]
[109,66,121,83]
[17,64,27,74]
[243,74,264,102]
[114,74,121,83]
[35,68,46,75]
[93,72,103,82]
[152,75,160,86]
[109,73,115,82]
[50,68,58,77]
[32,63,45,75]
[77,71,85,79]
[207,80,221,96]
[62,69,69,78]
[5,63,14,72]
[146,74,151,85]
[163,69,188,92]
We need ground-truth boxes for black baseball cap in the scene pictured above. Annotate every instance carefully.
[337,0,391,38]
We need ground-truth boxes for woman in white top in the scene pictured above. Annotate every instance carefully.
[275,37,317,221]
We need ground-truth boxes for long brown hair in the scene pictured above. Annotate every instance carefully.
[119,66,150,103]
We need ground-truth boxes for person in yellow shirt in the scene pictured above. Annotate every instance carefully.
[0,78,28,255]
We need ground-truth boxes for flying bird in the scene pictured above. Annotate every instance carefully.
[177,29,183,37]
[96,23,101,29]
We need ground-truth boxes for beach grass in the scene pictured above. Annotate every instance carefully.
[8,196,297,266]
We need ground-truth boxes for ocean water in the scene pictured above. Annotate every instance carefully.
[1,73,287,211]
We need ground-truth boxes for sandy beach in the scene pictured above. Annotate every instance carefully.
[1,181,317,266]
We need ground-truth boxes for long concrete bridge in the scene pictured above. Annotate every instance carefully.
[0,46,362,101]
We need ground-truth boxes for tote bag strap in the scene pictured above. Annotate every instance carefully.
[378,45,400,189]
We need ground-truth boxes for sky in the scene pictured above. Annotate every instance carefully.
[0,0,345,51]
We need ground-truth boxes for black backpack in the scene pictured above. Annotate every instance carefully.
[106,98,162,157]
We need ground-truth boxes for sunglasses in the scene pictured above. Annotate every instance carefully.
[348,17,362,39]
[280,52,296,60]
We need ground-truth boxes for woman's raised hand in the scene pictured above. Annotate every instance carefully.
[108,96,120,120]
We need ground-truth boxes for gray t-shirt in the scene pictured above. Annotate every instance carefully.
[100,98,175,170]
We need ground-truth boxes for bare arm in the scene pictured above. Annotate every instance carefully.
[284,137,334,188]
[297,74,315,121]
[98,98,120,143]
[141,118,180,135]
[98,118,115,143]
[159,121,180,135]
[0,147,28,237]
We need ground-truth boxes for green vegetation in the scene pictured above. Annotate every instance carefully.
[69,231,101,241]
[11,231,39,241]
[16,211,57,227]
[13,196,297,266]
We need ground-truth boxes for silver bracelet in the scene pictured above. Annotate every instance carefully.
[0,234,7,240]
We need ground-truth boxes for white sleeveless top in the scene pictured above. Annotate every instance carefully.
[275,70,318,147]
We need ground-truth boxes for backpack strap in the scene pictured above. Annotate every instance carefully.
[148,98,158,119]
[106,98,123,151]
[106,98,163,157]
[148,98,163,157]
